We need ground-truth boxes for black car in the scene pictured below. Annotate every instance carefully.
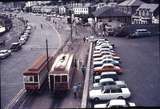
[10,42,22,52]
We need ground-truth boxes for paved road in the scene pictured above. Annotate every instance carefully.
[107,36,160,106]
[1,12,61,109]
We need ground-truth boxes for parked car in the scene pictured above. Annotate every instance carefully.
[19,37,26,45]
[21,34,29,41]
[0,49,11,59]
[94,99,136,108]
[93,58,120,67]
[93,55,120,62]
[93,51,118,58]
[129,29,151,38]
[10,42,22,52]
[94,49,116,54]
[94,72,118,83]
[89,85,131,102]
[94,63,122,75]
[93,78,127,88]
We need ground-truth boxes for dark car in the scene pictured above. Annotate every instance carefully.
[10,42,22,52]
[129,29,151,38]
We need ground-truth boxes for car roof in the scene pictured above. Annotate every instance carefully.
[100,78,114,83]
[109,99,126,106]
[101,71,117,75]
[12,42,20,45]
[0,50,8,52]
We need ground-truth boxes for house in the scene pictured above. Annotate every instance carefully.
[132,3,159,24]
[93,6,132,24]
[58,5,67,15]
[118,0,144,15]
[67,3,92,15]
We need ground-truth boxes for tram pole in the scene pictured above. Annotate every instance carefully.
[46,39,49,72]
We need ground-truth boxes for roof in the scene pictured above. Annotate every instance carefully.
[137,3,159,12]
[119,0,144,6]
[49,53,74,74]
[23,54,52,75]
[93,6,131,17]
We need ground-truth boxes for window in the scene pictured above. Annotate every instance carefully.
[104,89,110,93]
[55,76,60,82]
[34,76,38,82]
[62,75,67,82]
[29,76,33,82]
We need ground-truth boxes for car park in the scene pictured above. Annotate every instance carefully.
[94,99,136,108]
[93,78,127,88]
[0,49,11,59]
[93,63,122,75]
[89,85,131,102]
[10,42,22,52]
[94,72,118,83]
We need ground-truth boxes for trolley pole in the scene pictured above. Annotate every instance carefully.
[46,39,49,72]
[70,10,73,42]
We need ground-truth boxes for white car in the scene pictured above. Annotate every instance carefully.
[94,99,136,108]
[0,49,11,59]
[95,43,113,50]
[19,37,26,45]
[93,55,120,61]
[94,72,118,83]
[93,51,117,57]
[89,86,131,102]
[21,34,29,41]
[93,58,120,67]
[93,48,116,54]
[93,78,127,88]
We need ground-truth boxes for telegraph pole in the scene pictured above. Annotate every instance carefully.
[46,39,49,72]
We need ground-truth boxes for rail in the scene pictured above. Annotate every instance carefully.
[81,42,93,108]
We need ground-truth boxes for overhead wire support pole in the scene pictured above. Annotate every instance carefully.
[46,39,49,73]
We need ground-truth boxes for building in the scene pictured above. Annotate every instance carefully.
[67,3,92,15]
[58,5,67,15]
[118,0,144,15]
[93,6,131,24]
[132,3,159,24]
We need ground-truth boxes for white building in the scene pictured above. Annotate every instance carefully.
[70,3,91,15]
[132,3,159,24]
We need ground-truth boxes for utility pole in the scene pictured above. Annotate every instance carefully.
[46,39,49,72]
[70,10,73,42]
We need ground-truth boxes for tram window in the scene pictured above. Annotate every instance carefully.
[29,76,33,82]
[62,75,67,82]
[55,76,60,82]
[34,76,38,82]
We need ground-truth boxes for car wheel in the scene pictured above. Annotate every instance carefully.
[94,97,100,102]
[117,96,124,99]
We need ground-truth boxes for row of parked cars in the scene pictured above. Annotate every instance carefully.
[0,24,32,60]
[89,39,136,108]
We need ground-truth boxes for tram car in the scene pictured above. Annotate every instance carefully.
[23,54,53,92]
[49,53,76,92]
